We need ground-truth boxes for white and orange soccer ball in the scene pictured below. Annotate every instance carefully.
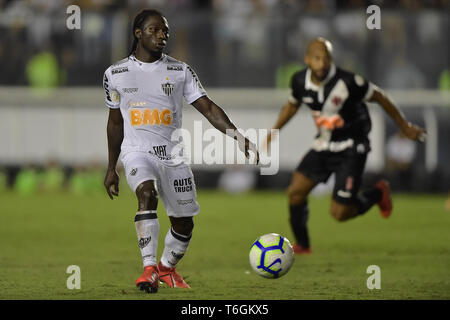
[249,233,294,279]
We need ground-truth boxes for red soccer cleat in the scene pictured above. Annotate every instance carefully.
[135,265,159,293]
[375,180,393,218]
[158,262,191,288]
[293,243,312,255]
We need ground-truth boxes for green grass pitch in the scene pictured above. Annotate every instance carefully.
[0,189,449,300]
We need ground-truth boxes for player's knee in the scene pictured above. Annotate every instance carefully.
[136,182,158,210]
[287,185,307,205]
[136,181,157,197]
[330,205,348,222]
[142,187,157,199]
[138,188,157,205]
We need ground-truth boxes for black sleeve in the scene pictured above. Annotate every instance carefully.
[345,71,371,102]
[290,71,305,103]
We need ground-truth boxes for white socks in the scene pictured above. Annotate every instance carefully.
[135,210,159,267]
[160,227,191,268]
[135,211,192,269]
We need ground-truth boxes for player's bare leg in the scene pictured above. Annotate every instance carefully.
[287,172,317,254]
[134,180,160,293]
[158,216,193,288]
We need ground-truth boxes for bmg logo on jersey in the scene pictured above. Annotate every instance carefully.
[130,108,172,126]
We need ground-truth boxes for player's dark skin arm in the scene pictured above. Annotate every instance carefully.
[271,101,300,130]
[369,89,426,141]
[192,96,259,163]
[104,108,124,199]
[263,100,300,150]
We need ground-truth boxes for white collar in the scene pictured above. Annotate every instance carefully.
[305,63,336,91]
[131,53,165,66]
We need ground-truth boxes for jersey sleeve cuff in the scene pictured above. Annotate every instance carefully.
[288,95,299,105]
[185,92,207,105]
[363,82,376,101]
[106,103,120,109]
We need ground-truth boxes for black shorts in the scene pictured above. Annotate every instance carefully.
[296,149,368,204]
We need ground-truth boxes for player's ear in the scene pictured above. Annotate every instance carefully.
[135,28,142,40]
[304,55,309,65]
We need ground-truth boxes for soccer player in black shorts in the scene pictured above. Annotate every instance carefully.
[264,38,426,254]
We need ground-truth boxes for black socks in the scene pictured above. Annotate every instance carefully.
[356,188,382,215]
[289,202,310,249]
[289,188,382,249]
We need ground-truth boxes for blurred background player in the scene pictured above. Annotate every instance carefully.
[264,37,426,254]
[103,9,258,293]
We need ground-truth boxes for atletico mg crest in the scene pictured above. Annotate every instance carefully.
[161,82,174,96]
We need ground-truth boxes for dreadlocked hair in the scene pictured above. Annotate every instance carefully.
[129,9,164,56]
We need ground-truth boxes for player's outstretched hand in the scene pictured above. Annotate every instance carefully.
[402,122,427,142]
[104,169,119,199]
[239,138,259,165]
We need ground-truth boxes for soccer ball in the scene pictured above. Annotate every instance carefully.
[249,233,294,279]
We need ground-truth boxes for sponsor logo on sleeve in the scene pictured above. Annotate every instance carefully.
[112,67,129,75]
[167,65,183,71]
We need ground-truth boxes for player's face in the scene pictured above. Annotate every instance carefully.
[138,15,170,54]
[305,49,332,82]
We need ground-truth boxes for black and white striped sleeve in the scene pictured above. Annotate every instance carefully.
[103,68,120,109]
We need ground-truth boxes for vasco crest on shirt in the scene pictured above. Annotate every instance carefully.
[161,79,175,96]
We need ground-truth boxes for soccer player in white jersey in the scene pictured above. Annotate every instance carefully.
[103,9,259,293]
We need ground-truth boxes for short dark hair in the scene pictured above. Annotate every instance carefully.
[129,9,164,55]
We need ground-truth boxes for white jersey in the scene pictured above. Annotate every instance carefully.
[103,54,207,166]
